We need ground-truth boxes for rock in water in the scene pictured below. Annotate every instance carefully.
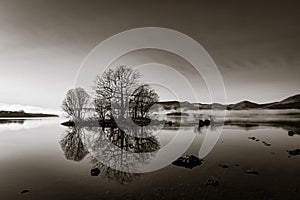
[288,131,295,136]
[166,121,173,126]
[287,149,300,156]
[204,119,210,126]
[288,130,299,136]
[199,120,204,127]
[206,178,219,186]
[245,169,259,175]
[262,141,271,146]
[172,155,203,169]
[20,189,29,194]
[219,164,230,168]
[91,168,100,176]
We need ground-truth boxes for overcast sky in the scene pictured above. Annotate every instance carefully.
[0,0,299,110]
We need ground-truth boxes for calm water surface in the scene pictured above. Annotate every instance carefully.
[0,111,300,200]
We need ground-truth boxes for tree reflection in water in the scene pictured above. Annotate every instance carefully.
[60,126,88,161]
[60,125,160,184]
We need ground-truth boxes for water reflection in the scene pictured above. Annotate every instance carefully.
[56,109,300,185]
[0,118,59,132]
[60,127,88,161]
[0,119,24,124]
[224,120,300,132]
[1,112,300,199]
[60,125,160,183]
[89,156,139,184]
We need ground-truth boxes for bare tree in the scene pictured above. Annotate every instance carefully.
[94,65,144,121]
[62,87,90,121]
[130,84,159,119]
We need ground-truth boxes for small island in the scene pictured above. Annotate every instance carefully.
[166,112,189,116]
[0,110,58,118]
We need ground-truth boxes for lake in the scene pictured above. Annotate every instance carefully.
[0,110,300,200]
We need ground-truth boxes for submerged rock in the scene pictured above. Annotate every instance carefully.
[245,169,259,175]
[172,155,203,169]
[91,168,100,176]
[206,178,219,186]
[219,164,230,168]
[262,141,271,146]
[19,189,29,194]
[248,137,256,140]
[287,149,300,156]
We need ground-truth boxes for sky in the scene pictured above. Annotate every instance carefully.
[0,0,299,111]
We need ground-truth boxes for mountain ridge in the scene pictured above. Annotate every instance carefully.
[156,94,300,110]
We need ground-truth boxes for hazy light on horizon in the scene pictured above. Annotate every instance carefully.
[0,0,299,108]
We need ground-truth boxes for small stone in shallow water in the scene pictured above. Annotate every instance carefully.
[172,155,203,169]
[287,149,300,156]
[19,189,29,194]
[167,121,173,126]
[288,131,295,136]
[288,130,299,136]
[206,178,219,186]
[198,120,204,127]
[262,141,271,146]
[91,168,100,176]
[219,164,229,168]
[204,119,210,126]
[245,169,259,175]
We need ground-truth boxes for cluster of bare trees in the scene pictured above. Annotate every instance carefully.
[61,87,90,122]
[60,66,161,183]
[94,65,158,122]
[130,84,159,119]
[62,65,159,123]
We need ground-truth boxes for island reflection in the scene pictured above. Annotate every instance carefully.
[60,124,160,184]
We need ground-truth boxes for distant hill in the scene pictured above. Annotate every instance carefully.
[228,101,261,110]
[0,110,59,118]
[155,94,300,110]
[263,94,300,109]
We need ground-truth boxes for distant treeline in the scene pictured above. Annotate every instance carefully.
[0,110,58,118]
